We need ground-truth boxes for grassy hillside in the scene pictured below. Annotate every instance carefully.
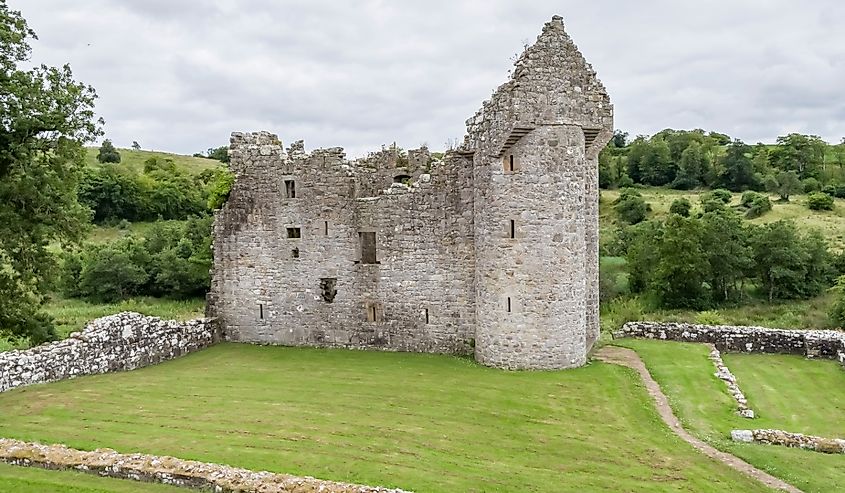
[617,339,845,493]
[0,344,773,493]
[600,187,845,250]
[84,147,222,175]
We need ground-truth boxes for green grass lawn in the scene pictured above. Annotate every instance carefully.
[0,463,187,493]
[0,344,774,493]
[85,147,221,175]
[616,339,845,493]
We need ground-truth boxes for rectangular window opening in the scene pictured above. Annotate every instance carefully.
[509,219,516,239]
[284,180,296,198]
[259,303,264,320]
[291,247,300,259]
[424,308,429,324]
[509,155,514,172]
[507,297,512,313]
[324,221,329,235]
[320,278,337,303]
[366,302,381,322]
[359,231,377,264]
[287,227,301,239]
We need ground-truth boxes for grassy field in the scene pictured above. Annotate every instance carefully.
[616,339,845,493]
[84,147,221,175]
[0,463,186,493]
[0,344,775,493]
[600,187,845,250]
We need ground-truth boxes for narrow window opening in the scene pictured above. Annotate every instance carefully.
[259,303,264,320]
[366,302,381,322]
[284,180,296,198]
[509,219,516,239]
[320,278,337,303]
[291,247,300,259]
[359,232,377,264]
[507,297,512,313]
[324,221,329,235]
[287,227,301,239]
[509,155,514,172]
[424,308,429,324]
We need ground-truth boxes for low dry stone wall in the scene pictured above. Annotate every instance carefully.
[708,345,754,418]
[618,321,845,365]
[0,438,411,493]
[731,429,845,455]
[0,312,216,393]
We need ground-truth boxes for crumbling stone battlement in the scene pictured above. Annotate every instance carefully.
[209,16,612,370]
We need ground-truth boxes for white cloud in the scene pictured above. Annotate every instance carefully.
[10,0,845,155]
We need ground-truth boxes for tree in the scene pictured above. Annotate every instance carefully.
[717,140,760,191]
[206,145,229,163]
[96,139,121,163]
[750,221,809,302]
[0,3,101,343]
[830,276,845,328]
[639,138,674,186]
[611,130,628,148]
[671,141,709,189]
[649,214,711,309]
[131,141,141,150]
[700,210,752,302]
[764,170,802,201]
[770,133,826,178]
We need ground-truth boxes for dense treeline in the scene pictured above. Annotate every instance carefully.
[60,217,213,302]
[78,157,233,223]
[600,129,845,197]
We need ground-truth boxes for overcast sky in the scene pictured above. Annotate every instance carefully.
[11,0,845,156]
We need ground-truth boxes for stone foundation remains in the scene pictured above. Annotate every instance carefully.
[618,321,845,366]
[0,438,411,493]
[731,429,845,455]
[0,312,215,393]
[709,345,754,418]
[208,16,614,370]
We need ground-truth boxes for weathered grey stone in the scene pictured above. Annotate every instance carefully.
[709,345,754,418]
[730,429,845,455]
[0,313,215,393]
[208,16,612,370]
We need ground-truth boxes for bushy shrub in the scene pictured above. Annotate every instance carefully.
[739,191,772,219]
[613,188,651,224]
[807,192,834,211]
[694,310,725,325]
[96,139,121,164]
[669,198,692,217]
[830,276,845,328]
[802,177,821,193]
[702,188,733,204]
[821,183,845,198]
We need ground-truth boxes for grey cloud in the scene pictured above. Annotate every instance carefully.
[9,0,845,155]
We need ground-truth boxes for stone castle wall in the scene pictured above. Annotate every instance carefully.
[208,133,476,354]
[0,312,215,393]
[618,321,845,366]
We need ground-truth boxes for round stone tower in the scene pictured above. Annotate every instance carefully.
[463,16,613,369]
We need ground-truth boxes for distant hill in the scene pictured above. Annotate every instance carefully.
[85,147,223,175]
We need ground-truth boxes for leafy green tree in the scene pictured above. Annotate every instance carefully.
[206,145,229,163]
[765,170,802,201]
[770,133,826,178]
[611,130,628,148]
[717,140,760,191]
[640,138,674,186]
[669,198,692,217]
[77,241,150,302]
[207,168,235,210]
[625,137,649,184]
[807,192,834,211]
[613,188,651,224]
[739,191,771,218]
[131,141,141,150]
[650,214,710,309]
[77,167,142,222]
[750,221,809,301]
[830,276,845,328]
[802,177,821,193]
[671,141,710,189]
[700,210,753,302]
[0,3,101,343]
[96,139,121,163]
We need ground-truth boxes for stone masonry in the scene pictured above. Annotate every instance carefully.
[208,16,613,369]
[0,312,214,393]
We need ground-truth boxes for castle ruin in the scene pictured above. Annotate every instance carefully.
[208,16,613,370]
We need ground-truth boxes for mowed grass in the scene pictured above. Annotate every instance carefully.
[600,188,845,250]
[0,344,773,493]
[84,147,221,175]
[0,463,186,493]
[616,339,845,493]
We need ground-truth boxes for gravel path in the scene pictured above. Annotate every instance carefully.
[594,345,802,493]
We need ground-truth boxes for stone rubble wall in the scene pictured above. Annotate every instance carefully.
[708,345,754,418]
[731,429,845,455]
[0,312,215,393]
[618,322,845,366]
[0,438,412,493]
